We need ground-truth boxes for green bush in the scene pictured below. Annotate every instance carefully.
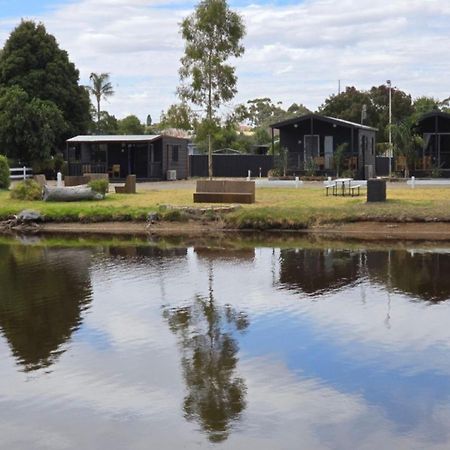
[88,179,109,197]
[10,179,42,200]
[0,155,10,189]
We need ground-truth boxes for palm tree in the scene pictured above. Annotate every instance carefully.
[88,73,114,125]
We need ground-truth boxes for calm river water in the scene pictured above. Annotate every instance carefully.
[2,235,450,449]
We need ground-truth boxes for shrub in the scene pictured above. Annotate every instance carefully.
[10,179,42,200]
[0,155,10,189]
[88,179,109,197]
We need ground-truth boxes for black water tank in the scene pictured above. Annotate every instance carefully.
[367,179,386,202]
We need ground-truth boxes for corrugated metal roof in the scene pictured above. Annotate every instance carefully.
[67,135,161,143]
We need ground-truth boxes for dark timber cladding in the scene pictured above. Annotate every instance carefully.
[270,114,377,179]
[414,111,450,176]
[65,135,189,180]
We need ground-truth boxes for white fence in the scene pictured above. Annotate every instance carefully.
[10,166,33,180]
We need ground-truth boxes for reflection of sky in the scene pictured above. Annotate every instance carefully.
[2,244,450,449]
[240,312,450,434]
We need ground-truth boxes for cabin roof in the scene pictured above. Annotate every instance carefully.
[67,135,162,143]
[270,113,378,131]
[417,111,450,122]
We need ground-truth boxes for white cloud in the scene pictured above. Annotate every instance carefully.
[1,0,450,125]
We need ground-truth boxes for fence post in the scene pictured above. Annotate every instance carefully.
[247,170,251,181]
[411,176,415,189]
[23,166,26,180]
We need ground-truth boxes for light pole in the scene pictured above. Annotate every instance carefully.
[386,80,392,177]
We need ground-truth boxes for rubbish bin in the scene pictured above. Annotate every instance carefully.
[367,178,386,202]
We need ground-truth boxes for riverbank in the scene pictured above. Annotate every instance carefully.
[24,221,450,241]
[3,183,450,238]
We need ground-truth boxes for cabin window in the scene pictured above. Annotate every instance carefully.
[92,143,107,163]
[172,145,179,162]
[68,146,81,162]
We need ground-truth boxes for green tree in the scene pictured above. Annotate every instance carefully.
[319,86,373,125]
[0,20,90,139]
[391,118,423,177]
[369,84,414,141]
[286,102,311,117]
[95,111,119,135]
[160,103,197,131]
[0,155,10,189]
[178,0,246,177]
[0,86,66,163]
[319,85,415,142]
[412,96,440,122]
[88,72,114,126]
[117,115,144,134]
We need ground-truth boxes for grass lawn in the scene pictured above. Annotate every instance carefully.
[1,185,450,229]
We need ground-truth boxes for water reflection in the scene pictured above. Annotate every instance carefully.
[0,244,92,371]
[163,263,249,442]
[279,249,361,296]
[278,247,450,302]
[366,250,450,302]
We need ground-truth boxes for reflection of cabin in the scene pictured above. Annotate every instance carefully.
[66,135,189,180]
[366,250,450,302]
[278,249,360,296]
[414,111,450,176]
[270,114,377,179]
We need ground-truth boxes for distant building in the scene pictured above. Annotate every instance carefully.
[66,135,189,180]
[271,114,377,178]
[414,111,450,175]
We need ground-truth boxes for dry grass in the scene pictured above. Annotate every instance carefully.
[1,184,450,228]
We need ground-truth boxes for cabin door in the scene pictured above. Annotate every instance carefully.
[324,136,333,170]
[304,135,319,165]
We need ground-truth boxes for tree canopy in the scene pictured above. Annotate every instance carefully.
[0,20,90,141]
[178,0,245,176]
[160,103,197,131]
[0,86,66,163]
[117,115,145,134]
[88,72,114,126]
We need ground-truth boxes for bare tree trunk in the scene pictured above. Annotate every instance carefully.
[207,56,213,179]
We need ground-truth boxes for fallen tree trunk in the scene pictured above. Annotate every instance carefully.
[43,185,103,202]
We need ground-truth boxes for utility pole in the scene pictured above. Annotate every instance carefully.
[338,80,341,95]
[386,80,392,177]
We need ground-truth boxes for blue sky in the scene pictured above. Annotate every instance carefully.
[1,0,450,121]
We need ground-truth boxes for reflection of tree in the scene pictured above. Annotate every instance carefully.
[163,266,248,443]
[0,244,92,371]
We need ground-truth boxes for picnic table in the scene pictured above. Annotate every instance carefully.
[325,178,361,197]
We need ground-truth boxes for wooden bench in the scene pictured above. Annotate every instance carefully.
[193,180,255,204]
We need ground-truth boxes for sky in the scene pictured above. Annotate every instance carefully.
[1,0,450,122]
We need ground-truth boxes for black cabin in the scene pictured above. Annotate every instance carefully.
[66,135,189,180]
[271,114,377,178]
[414,111,450,176]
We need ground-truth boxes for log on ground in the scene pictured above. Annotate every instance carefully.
[43,185,103,202]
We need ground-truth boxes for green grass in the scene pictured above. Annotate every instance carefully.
[1,186,450,229]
